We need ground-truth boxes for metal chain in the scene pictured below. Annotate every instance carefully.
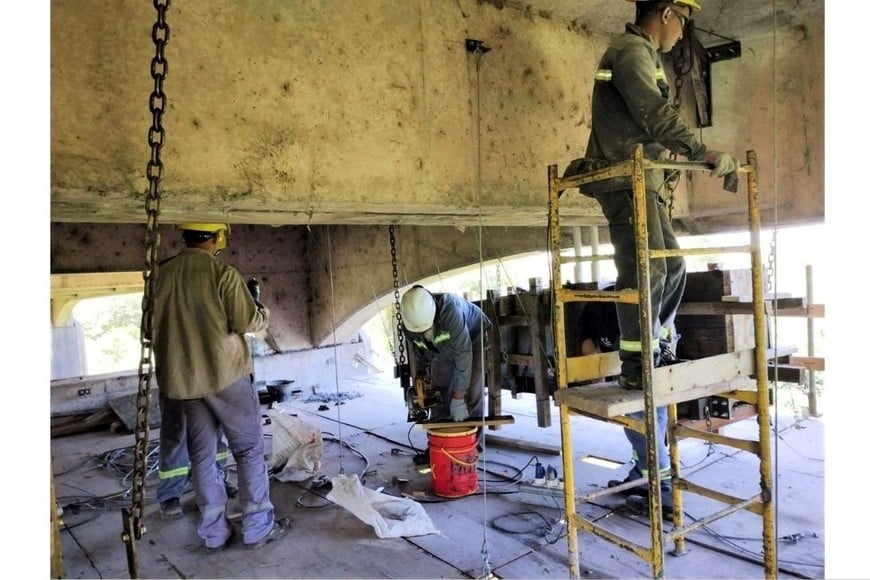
[390,225,406,365]
[127,0,170,554]
[664,36,693,218]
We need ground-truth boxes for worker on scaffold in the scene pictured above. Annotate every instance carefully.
[572,0,737,389]
[567,0,738,510]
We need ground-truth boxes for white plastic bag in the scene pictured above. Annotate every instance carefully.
[326,474,442,539]
[267,411,322,482]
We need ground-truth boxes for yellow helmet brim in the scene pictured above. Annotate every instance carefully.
[176,223,230,250]
[625,0,701,12]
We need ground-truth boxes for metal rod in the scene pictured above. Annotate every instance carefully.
[746,150,778,576]
[590,225,601,281]
[549,164,580,579]
[572,226,583,283]
[632,144,666,577]
[805,264,818,416]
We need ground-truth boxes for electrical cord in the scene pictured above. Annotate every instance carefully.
[288,433,371,509]
[55,441,164,522]
[478,455,537,486]
[491,510,565,545]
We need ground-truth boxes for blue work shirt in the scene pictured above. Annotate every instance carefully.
[403,293,492,395]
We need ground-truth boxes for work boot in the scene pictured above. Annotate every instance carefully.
[245,517,292,550]
[160,498,183,520]
[625,494,674,522]
[607,466,644,494]
[618,374,642,390]
[657,343,687,367]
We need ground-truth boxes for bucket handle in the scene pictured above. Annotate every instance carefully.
[434,444,478,468]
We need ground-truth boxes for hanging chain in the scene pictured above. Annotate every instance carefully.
[390,225,406,366]
[125,0,170,558]
[662,26,696,219]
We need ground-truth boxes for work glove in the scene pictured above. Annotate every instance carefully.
[450,398,469,422]
[704,150,739,178]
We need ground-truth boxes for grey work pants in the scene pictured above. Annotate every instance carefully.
[594,188,686,377]
[177,375,274,548]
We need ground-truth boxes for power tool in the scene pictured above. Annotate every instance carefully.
[405,372,442,422]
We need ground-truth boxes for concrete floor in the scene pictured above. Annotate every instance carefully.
[52,372,826,579]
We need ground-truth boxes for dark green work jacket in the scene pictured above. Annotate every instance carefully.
[583,23,708,195]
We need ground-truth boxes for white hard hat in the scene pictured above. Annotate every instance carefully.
[401,286,436,332]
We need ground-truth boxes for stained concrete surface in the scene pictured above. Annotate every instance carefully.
[52,372,826,579]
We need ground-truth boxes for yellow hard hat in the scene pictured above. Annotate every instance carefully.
[176,222,230,250]
[626,0,701,12]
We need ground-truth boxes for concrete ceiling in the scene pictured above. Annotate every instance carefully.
[517,0,798,41]
[49,0,824,231]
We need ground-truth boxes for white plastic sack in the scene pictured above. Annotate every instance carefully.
[326,474,442,539]
[267,411,322,482]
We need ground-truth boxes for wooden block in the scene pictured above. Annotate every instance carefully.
[768,364,806,384]
[788,355,825,371]
[683,269,752,302]
[565,352,620,383]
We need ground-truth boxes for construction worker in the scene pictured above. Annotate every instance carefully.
[400,286,492,428]
[572,0,736,390]
[578,289,673,518]
[155,393,238,520]
[153,223,290,551]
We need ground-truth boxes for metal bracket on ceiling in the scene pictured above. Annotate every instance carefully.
[465,38,491,54]
[706,40,742,63]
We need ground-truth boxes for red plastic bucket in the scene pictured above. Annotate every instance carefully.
[428,427,479,498]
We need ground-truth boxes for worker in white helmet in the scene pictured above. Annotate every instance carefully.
[400,285,492,431]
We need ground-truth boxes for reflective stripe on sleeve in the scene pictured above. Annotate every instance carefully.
[595,68,666,82]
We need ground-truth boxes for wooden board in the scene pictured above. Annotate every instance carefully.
[415,415,515,430]
[482,433,561,455]
[554,350,760,417]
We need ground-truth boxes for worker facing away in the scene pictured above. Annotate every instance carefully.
[153,222,290,551]
[400,286,492,425]
[575,0,736,390]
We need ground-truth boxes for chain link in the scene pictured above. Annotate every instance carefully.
[389,225,405,365]
[130,0,170,544]
[663,37,693,218]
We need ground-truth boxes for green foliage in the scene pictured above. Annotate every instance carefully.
[74,294,143,374]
